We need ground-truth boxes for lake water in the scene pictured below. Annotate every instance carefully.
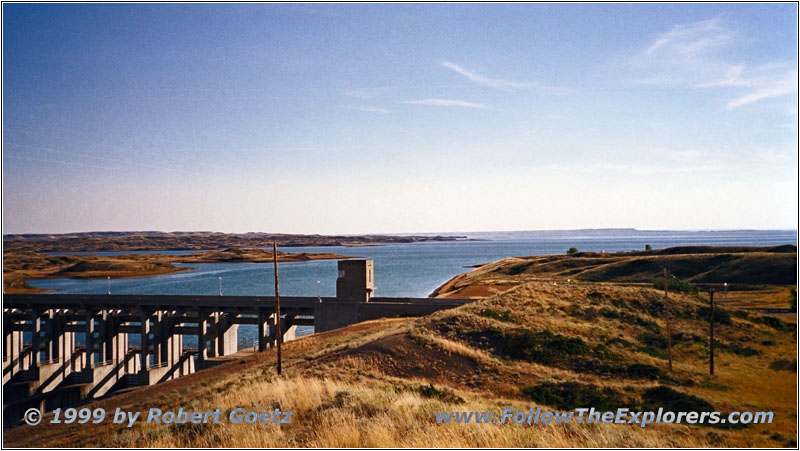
[26,229,797,348]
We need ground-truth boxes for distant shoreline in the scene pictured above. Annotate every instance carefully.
[2,247,357,294]
[2,231,467,253]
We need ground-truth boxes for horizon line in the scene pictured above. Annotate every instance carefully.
[3,227,798,238]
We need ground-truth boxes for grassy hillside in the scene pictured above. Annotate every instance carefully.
[4,248,796,447]
[433,246,796,298]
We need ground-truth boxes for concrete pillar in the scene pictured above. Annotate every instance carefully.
[103,313,113,363]
[50,310,62,362]
[96,310,107,364]
[140,311,151,372]
[85,310,95,369]
[282,315,298,343]
[257,310,268,352]
[151,311,163,365]
[44,310,54,362]
[197,310,208,369]
[3,313,22,382]
[30,310,41,370]
[167,331,182,379]
[158,313,168,366]
[207,312,218,358]
[50,310,69,381]
[217,314,239,356]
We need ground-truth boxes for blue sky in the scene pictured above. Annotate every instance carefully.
[2,3,797,234]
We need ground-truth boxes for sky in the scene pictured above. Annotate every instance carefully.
[2,3,798,234]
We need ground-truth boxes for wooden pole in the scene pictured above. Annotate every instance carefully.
[664,268,672,372]
[709,288,715,376]
[273,241,282,375]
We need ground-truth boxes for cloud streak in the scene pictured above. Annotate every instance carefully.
[353,106,391,113]
[440,61,568,93]
[634,17,797,109]
[440,61,529,90]
[403,98,492,109]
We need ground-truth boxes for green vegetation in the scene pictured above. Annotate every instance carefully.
[488,327,593,364]
[757,316,792,332]
[626,363,666,380]
[653,276,697,294]
[417,384,465,404]
[697,306,732,325]
[586,290,608,301]
[645,244,652,251]
[478,308,520,324]
[522,382,624,410]
[641,386,714,413]
[769,359,797,372]
[715,341,759,357]
[567,247,579,254]
[637,332,669,358]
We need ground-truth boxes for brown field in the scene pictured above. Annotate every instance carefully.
[3,246,797,447]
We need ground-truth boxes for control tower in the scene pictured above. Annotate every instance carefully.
[336,260,375,302]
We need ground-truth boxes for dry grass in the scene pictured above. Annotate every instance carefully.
[89,376,715,448]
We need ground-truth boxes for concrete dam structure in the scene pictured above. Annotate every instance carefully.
[2,260,472,424]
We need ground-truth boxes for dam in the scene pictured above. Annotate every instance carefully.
[2,260,472,424]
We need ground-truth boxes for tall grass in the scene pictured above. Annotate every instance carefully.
[100,376,712,448]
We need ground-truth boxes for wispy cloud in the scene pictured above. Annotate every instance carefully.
[724,68,797,109]
[344,87,393,100]
[634,17,797,109]
[352,106,391,113]
[440,61,529,90]
[644,18,735,60]
[403,98,493,109]
[440,61,568,93]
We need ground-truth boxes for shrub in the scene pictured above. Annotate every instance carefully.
[491,327,591,364]
[417,384,465,404]
[698,307,732,325]
[769,359,797,372]
[716,341,759,357]
[641,386,714,413]
[757,316,792,331]
[652,277,697,294]
[645,244,652,251]
[567,247,579,254]
[601,308,620,319]
[587,290,608,301]
[637,332,669,358]
[522,382,624,410]
[478,308,520,324]
[626,363,666,380]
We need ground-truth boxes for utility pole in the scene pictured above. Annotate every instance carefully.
[709,288,715,375]
[664,268,672,372]
[273,241,282,375]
